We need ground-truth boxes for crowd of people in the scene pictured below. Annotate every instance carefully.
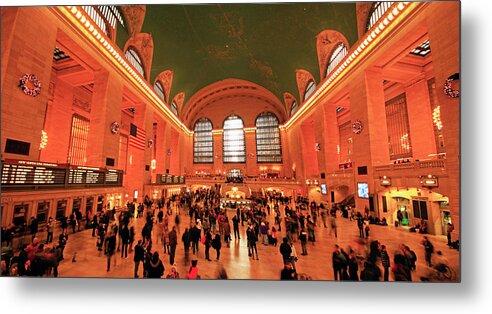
[1,188,457,281]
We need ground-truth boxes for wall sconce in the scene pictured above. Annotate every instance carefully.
[151,159,157,170]
[380,175,391,186]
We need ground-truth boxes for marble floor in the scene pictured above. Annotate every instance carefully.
[43,207,459,281]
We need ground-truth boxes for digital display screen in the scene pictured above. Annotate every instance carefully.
[1,161,66,185]
[357,182,369,199]
[1,159,123,188]
[320,184,327,195]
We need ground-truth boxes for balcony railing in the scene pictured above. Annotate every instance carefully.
[374,159,446,172]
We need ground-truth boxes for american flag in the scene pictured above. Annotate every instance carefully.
[129,124,146,150]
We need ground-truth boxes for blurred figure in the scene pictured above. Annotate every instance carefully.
[133,240,144,278]
[380,245,391,281]
[446,222,455,246]
[45,217,54,244]
[167,265,180,279]
[422,236,434,267]
[280,262,298,280]
[146,252,164,278]
[187,259,200,279]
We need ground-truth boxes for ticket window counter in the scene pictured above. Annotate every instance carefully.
[72,198,82,214]
[96,196,104,212]
[56,200,67,221]
[86,197,94,215]
[13,204,29,228]
[36,202,50,224]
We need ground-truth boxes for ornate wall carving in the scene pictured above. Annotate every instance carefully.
[124,33,154,81]
[295,69,316,103]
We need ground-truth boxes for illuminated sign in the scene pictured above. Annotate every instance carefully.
[380,176,391,186]
[420,175,438,187]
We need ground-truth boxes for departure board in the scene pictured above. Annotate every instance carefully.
[68,166,105,185]
[1,159,123,189]
[156,174,185,185]
[1,160,66,185]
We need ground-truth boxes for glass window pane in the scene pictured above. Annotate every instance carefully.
[194,118,213,163]
[223,115,245,163]
[255,112,282,163]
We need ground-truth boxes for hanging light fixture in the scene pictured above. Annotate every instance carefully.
[40,130,48,149]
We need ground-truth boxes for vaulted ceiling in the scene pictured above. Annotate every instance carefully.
[117,3,358,110]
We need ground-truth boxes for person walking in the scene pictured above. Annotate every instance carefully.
[232,214,240,239]
[120,224,130,259]
[380,244,391,281]
[279,237,292,265]
[329,214,337,238]
[247,225,259,260]
[104,230,117,272]
[422,236,434,267]
[190,223,201,255]
[204,229,212,261]
[182,227,191,265]
[298,228,308,255]
[133,240,144,278]
[146,252,164,278]
[446,222,455,246]
[45,217,54,244]
[348,252,359,281]
[332,245,346,281]
[168,226,178,265]
[212,233,222,260]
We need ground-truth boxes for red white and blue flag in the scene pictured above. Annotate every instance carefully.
[129,124,146,150]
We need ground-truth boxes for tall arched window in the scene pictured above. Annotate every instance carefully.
[366,2,394,32]
[223,115,246,163]
[154,81,166,102]
[256,112,282,163]
[193,118,213,163]
[125,47,145,77]
[290,101,298,116]
[171,101,178,116]
[304,80,316,102]
[326,43,348,77]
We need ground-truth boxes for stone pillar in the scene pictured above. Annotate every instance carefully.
[85,70,122,167]
[349,68,389,212]
[426,1,460,236]
[322,104,340,174]
[405,77,437,160]
[245,131,256,176]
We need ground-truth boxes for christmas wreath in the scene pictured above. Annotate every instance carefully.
[444,73,459,98]
[19,74,41,97]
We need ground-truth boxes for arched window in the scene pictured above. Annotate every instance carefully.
[193,118,213,163]
[125,47,145,77]
[154,81,166,102]
[366,2,394,32]
[171,101,178,116]
[290,101,298,116]
[304,80,316,102]
[256,112,282,163]
[326,43,348,77]
[223,115,246,163]
[82,6,125,38]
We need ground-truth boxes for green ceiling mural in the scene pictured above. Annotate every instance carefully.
[118,3,358,108]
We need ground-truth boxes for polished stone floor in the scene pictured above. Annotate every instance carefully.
[45,205,459,281]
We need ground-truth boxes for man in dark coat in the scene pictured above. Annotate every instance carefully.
[120,224,130,258]
[104,231,117,272]
[190,224,201,255]
[332,245,346,280]
[133,240,145,278]
[279,237,292,264]
[168,226,178,265]
[29,217,38,240]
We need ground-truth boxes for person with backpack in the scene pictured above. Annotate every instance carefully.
[332,244,347,280]
[422,236,434,267]
[146,252,164,278]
